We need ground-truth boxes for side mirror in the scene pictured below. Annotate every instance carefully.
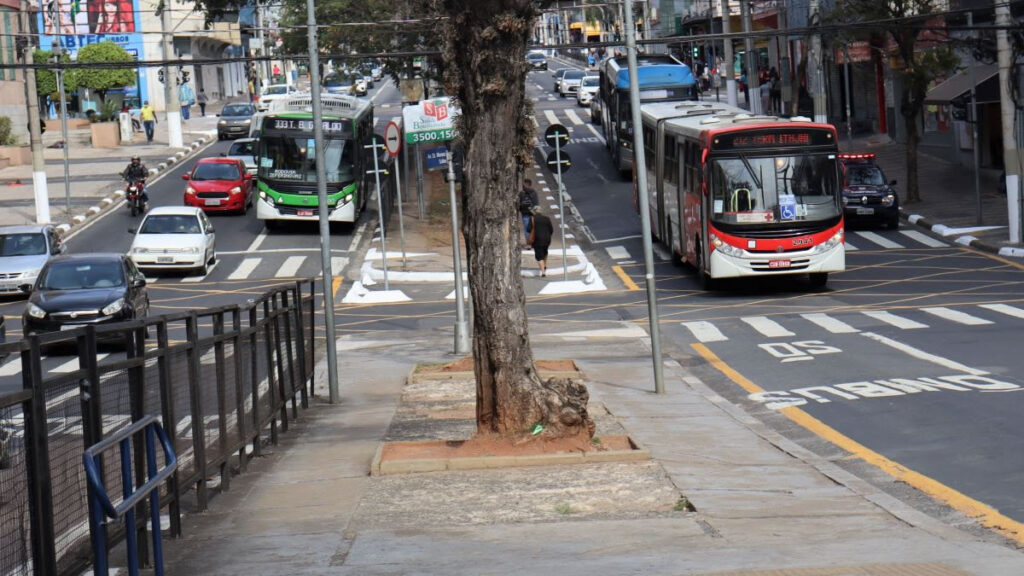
[132,277,147,288]
[181,174,191,180]
[206,226,215,234]
[889,180,897,186]
[18,284,32,294]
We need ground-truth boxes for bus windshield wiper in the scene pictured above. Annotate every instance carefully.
[738,154,763,190]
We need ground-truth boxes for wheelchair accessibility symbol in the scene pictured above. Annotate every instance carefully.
[779,194,797,221]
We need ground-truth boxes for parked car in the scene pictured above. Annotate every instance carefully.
[21,253,149,338]
[576,75,599,106]
[257,84,299,111]
[182,157,254,214]
[526,51,548,70]
[838,153,900,229]
[128,207,217,276]
[353,77,368,96]
[558,69,586,97]
[216,103,257,140]
[223,138,257,175]
[0,225,64,296]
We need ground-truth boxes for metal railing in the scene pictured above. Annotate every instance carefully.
[0,279,317,576]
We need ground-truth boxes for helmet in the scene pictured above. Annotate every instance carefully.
[131,156,140,162]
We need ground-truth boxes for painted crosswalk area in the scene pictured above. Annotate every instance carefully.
[680,303,1024,343]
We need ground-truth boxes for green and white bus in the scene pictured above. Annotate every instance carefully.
[255,94,375,227]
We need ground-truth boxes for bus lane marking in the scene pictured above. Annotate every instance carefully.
[691,342,1024,546]
[860,331,988,375]
[920,307,993,326]
[979,303,1024,320]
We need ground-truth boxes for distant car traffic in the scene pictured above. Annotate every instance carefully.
[558,69,586,97]
[0,225,64,296]
[128,206,217,276]
[371,67,383,80]
[576,75,599,106]
[21,253,149,338]
[258,84,299,111]
[552,68,570,91]
[839,153,900,229]
[324,73,352,95]
[526,52,548,70]
[223,138,257,175]
[182,157,254,214]
[353,77,368,96]
[217,103,257,140]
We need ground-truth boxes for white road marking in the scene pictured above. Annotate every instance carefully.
[843,242,859,251]
[331,256,349,276]
[180,260,217,283]
[682,321,727,343]
[0,358,21,376]
[978,303,1024,320]
[245,229,268,253]
[861,310,929,329]
[800,313,859,333]
[605,246,630,260]
[853,231,904,249]
[53,354,108,374]
[586,124,606,144]
[898,229,948,248]
[275,256,306,278]
[593,234,642,244]
[228,258,261,280]
[544,110,559,125]
[921,307,993,326]
[564,109,584,125]
[741,316,795,338]
[860,332,989,376]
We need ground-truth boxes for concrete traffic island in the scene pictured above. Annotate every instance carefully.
[370,358,652,476]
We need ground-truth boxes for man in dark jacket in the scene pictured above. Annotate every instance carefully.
[520,178,538,242]
[529,206,554,277]
[121,155,150,207]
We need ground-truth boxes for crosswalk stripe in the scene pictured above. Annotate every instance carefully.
[228,258,261,280]
[543,110,559,125]
[0,359,21,377]
[843,242,859,251]
[564,109,584,125]
[53,353,109,374]
[921,307,993,326]
[605,246,629,260]
[800,313,859,333]
[586,124,605,143]
[853,231,904,249]
[681,321,727,343]
[275,256,305,278]
[861,310,928,329]
[898,229,948,248]
[331,256,349,276]
[741,316,794,337]
[978,303,1024,320]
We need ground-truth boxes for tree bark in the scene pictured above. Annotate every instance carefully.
[443,0,594,439]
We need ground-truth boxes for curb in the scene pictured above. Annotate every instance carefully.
[902,211,1018,257]
[59,133,215,239]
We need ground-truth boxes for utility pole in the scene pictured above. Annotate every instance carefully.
[996,1,1022,243]
[256,0,270,88]
[721,0,737,106]
[778,0,790,115]
[161,4,183,148]
[741,0,761,113]
[18,0,49,224]
[968,12,982,225]
[52,9,70,214]
[809,0,827,123]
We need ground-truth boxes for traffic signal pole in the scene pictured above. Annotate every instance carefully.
[18,0,50,224]
[161,5,183,148]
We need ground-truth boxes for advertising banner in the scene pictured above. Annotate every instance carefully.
[402,97,460,145]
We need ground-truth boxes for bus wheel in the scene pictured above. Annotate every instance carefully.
[263,219,279,231]
[808,272,828,289]
[695,242,715,290]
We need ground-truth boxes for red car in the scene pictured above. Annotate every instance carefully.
[182,157,253,214]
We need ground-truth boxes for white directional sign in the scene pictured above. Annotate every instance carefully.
[402,97,460,145]
[385,121,402,157]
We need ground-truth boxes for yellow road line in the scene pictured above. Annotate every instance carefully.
[611,265,640,291]
[332,277,343,298]
[691,342,1024,545]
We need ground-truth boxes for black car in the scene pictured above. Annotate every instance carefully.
[217,103,257,140]
[839,153,900,229]
[22,254,149,338]
[526,52,548,70]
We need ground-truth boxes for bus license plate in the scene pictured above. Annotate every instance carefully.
[768,259,792,269]
[205,199,221,206]
[298,210,313,217]
[856,207,874,215]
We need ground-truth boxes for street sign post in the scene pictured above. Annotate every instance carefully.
[365,137,390,290]
[544,123,571,281]
[385,121,407,265]
[384,121,402,157]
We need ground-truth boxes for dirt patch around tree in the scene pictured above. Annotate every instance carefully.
[416,357,579,374]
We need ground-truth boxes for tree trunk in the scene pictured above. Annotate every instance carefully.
[443,0,595,440]
[903,99,921,203]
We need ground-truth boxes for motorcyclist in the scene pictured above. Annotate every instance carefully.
[121,155,150,209]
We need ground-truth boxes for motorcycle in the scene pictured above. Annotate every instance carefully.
[125,179,147,216]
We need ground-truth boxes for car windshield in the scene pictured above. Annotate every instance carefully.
[140,215,202,235]
[324,75,347,87]
[582,76,599,87]
[258,135,355,183]
[192,162,241,181]
[222,105,254,117]
[845,165,886,186]
[0,233,47,256]
[228,141,255,156]
[39,261,124,290]
[708,153,840,226]
[527,53,545,61]
[264,86,288,95]
[564,70,585,80]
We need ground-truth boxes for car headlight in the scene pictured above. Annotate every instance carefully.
[709,234,745,258]
[27,303,46,319]
[101,298,124,316]
[23,269,41,279]
[186,187,196,195]
[243,118,251,125]
[218,120,226,126]
[185,246,201,254]
[132,247,149,254]
[229,186,241,194]
[882,194,895,206]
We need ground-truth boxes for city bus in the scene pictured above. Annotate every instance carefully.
[639,101,844,289]
[599,54,698,176]
[255,94,374,228]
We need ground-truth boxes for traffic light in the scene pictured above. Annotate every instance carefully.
[693,46,699,58]
[158,68,165,84]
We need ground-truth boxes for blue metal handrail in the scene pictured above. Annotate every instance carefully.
[83,415,178,576]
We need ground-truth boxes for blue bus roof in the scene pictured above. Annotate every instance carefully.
[614,64,696,90]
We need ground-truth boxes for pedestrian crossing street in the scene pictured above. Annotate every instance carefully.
[146,252,348,284]
[681,303,1024,343]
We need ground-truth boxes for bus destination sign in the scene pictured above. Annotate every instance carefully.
[713,129,833,150]
[270,118,348,133]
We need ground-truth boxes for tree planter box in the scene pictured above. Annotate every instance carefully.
[46,118,91,131]
[0,145,30,166]
[90,121,120,148]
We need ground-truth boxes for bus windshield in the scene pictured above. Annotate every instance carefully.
[258,134,355,184]
[708,153,840,226]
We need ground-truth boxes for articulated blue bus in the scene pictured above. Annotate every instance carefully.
[598,55,698,176]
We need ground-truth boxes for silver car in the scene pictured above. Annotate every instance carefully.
[0,225,64,295]
[559,69,586,97]
[223,138,257,175]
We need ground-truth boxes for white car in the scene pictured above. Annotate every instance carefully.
[558,69,586,97]
[576,75,599,106]
[128,207,217,276]
[223,138,257,175]
[371,67,383,80]
[353,77,368,96]
[257,84,299,111]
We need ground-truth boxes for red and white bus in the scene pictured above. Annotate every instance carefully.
[639,101,845,289]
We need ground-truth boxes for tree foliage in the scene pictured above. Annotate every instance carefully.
[74,42,137,104]
[33,49,76,102]
[827,0,958,203]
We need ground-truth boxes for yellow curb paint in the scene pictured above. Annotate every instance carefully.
[691,342,1024,545]
[332,277,343,297]
[612,265,640,291]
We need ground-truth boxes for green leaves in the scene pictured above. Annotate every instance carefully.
[74,42,137,102]
[33,49,76,101]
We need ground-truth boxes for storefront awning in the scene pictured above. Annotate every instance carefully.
[925,64,1001,104]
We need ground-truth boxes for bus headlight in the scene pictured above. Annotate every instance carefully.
[344,194,353,204]
[709,234,744,257]
[816,230,844,253]
[259,191,275,207]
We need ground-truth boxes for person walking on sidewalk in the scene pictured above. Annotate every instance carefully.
[140,101,156,142]
[529,206,554,277]
[179,82,194,121]
[520,178,538,243]
[197,89,209,116]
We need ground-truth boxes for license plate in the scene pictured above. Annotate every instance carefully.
[157,256,174,263]
[60,325,81,331]
[768,259,792,269]
[205,199,221,206]
[856,207,874,215]
[297,209,314,217]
